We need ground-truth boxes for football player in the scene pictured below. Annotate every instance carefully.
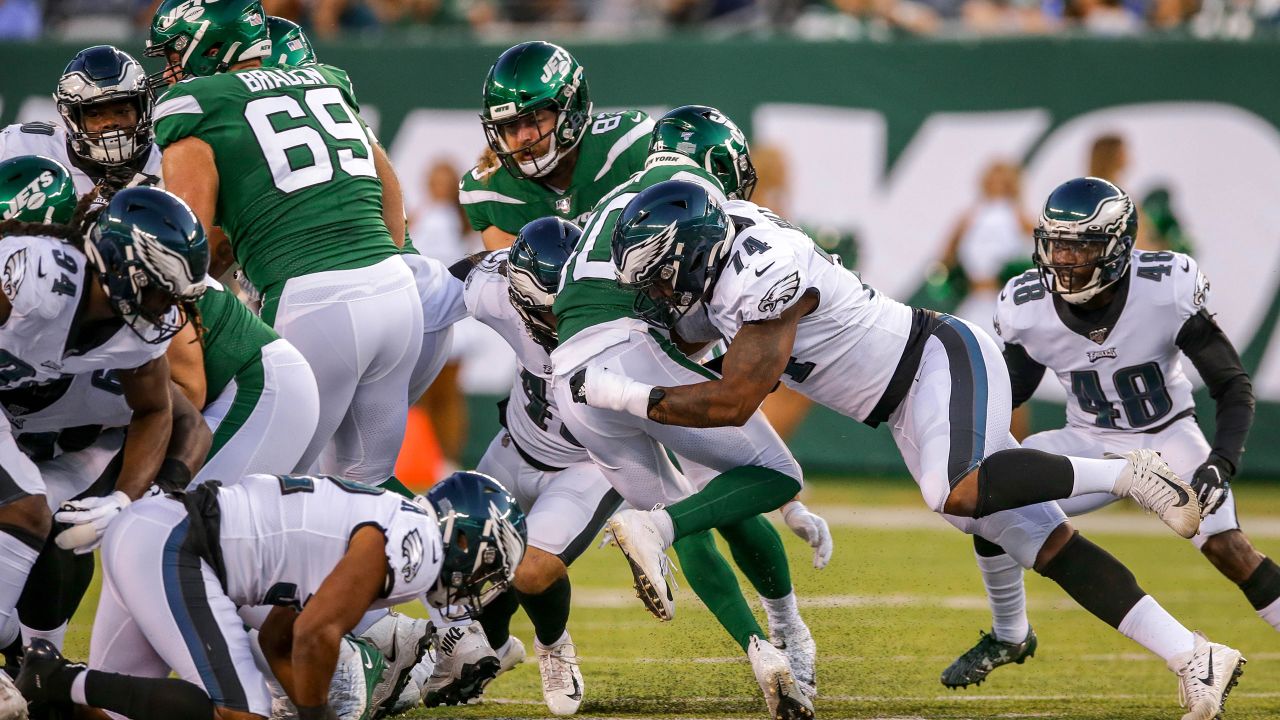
[551,107,826,720]
[15,471,526,720]
[0,45,161,193]
[262,15,464,411]
[940,176,1277,689]
[572,179,1247,720]
[461,41,654,250]
[147,0,423,485]
[0,182,207,711]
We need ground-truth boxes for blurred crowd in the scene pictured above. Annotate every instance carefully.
[3,0,1279,40]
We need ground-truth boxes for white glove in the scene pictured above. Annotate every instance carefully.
[782,501,833,569]
[54,490,132,554]
[569,365,654,418]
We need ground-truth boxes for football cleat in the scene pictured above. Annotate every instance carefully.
[1108,450,1201,539]
[496,635,526,676]
[15,639,80,714]
[358,612,430,717]
[768,617,817,699]
[747,636,813,720]
[940,628,1037,689]
[604,509,678,621]
[535,634,584,716]
[1168,632,1245,720]
[422,624,500,707]
[331,637,385,720]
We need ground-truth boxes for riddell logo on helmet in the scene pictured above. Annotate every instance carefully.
[156,0,209,31]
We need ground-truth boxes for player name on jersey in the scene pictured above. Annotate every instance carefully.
[234,66,327,93]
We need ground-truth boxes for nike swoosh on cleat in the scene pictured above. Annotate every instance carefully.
[1160,476,1191,507]
[1198,648,1215,687]
[385,641,398,664]
[567,675,583,701]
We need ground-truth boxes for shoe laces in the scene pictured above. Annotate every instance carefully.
[540,643,580,692]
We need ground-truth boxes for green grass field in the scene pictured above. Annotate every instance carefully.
[64,477,1280,719]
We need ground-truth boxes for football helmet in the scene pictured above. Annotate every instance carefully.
[422,471,527,619]
[145,0,271,86]
[480,41,592,179]
[648,105,757,201]
[611,179,733,328]
[265,16,316,67]
[1033,176,1137,305]
[56,45,154,167]
[0,155,78,225]
[507,216,581,353]
[84,187,209,343]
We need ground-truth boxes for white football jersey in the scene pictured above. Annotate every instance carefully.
[0,370,131,435]
[0,121,163,192]
[705,201,916,423]
[994,250,1206,433]
[211,474,443,610]
[0,234,170,389]
[464,250,589,468]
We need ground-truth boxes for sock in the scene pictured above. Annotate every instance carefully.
[760,592,801,632]
[476,587,520,650]
[20,621,67,651]
[650,509,676,547]
[1238,556,1280,631]
[380,476,416,498]
[718,515,792,600]
[975,548,1029,644]
[17,541,94,642]
[84,670,216,719]
[1117,595,1196,662]
[534,630,570,650]
[70,668,87,705]
[0,526,43,646]
[1035,531,1146,628]
[972,449,1074,517]
[0,614,16,653]
[667,466,801,539]
[672,531,764,652]
[516,575,572,647]
[1068,455,1129,497]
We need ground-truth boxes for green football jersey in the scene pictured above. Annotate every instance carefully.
[554,162,725,344]
[195,280,280,402]
[152,63,398,302]
[459,110,654,235]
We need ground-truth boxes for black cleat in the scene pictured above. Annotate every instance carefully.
[940,628,1037,689]
[15,639,83,715]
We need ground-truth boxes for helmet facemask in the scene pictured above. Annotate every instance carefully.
[507,263,558,353]
[483,105,580,180]
[619,223,732,330]
[428,504,526,620]
[56,49,155,167]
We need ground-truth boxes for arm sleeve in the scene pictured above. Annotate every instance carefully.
[1176,309,1254,472]
[1003,342,1046,409]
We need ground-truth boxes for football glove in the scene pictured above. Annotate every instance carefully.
[782,501,833,569]
[54,490,132,554]
[1191,455,1233,518]
[569,365,655,418]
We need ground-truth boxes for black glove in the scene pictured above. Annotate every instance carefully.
[1190,454,1233,517]
[569,368,588,404]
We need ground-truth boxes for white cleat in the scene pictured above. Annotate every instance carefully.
[358,612,430,716]
[496,635,527,676]
[1168,632,1246,720]
[1108,450,1201,538]
[536,634,585,716]
[422,624,500,707]
[769,618,817,699]
[604,509,677,621]
[748,636,815,720]
[0,672,27,720]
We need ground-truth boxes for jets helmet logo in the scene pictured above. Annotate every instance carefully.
[758,271,802,314]
[156,0,208,31]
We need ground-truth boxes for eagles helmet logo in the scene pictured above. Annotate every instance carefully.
[758,271,802,314]
[616,221,682,286]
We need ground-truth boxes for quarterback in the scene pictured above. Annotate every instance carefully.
[573,177,1247,720]
[941,177,1277,689]
[147,0,422,485]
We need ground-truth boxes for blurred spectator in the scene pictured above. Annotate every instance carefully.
[1061,0,1146,34]
[959,0,1054,34]
[46,0,148,39]
[794,0,941,38]
[1086,132,1165,249]
[0,0,41,39]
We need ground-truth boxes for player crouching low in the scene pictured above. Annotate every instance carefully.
[14,471,526,720]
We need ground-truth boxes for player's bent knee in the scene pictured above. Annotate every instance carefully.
[514,547,568,595]
[940,471,980,517]
[1032,522,1077,572]
[1200,530,1264,584]
[0,494,52,540]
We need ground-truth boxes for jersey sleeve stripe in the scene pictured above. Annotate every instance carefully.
[459,189,525,206]
[594,117,656,182]
[154,95,203,122]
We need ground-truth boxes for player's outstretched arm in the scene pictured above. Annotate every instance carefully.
[286,525,389,714]
[162,136,232,276]
[116,355,175,499]
[372,142,405,248]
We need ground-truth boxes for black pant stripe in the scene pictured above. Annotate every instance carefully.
[558,488,625,566]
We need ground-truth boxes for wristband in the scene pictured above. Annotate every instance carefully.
[155,457,193,493]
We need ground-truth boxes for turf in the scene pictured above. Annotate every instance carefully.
[64,477,1280,719]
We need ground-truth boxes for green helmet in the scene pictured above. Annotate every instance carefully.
[480,41,592,179]
[0,155,79,225]
[265,16,316,67]
[648,105,757,202]
[145,0,271,85]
